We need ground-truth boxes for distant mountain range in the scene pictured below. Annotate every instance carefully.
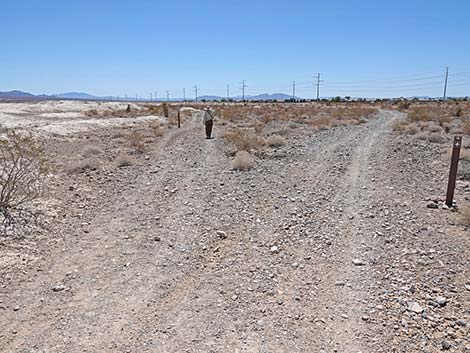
[0,90,461,101]
[0,90,299,102]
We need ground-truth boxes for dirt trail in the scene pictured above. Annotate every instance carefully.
[1,111,414,352]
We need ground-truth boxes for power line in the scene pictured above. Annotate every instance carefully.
[316,73,324,101]
[240,80,247,101]
[443,66,449,100]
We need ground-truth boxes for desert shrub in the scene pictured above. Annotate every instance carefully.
[67,158,101,174]
[266,135,287,147]
[463,121,470,135]
[115,154,136,167]
[458,204,470,226]
[149,121,164,136]
[408,106,434,122]
[416,132,429,140]
[398,101,411,111]
[392,120,410,132]
[311,115,331,130]
[424,123,444,134]
[428,132,443,143]
[127,131,146,152]
[0,131,49,223]
[460,149,470,162]
[222,129,264,151]
[231,151,254,171]
[82,145,104,157]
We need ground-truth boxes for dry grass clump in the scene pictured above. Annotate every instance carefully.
[460,149,470,162]
[266,134,287,147]
[127,131,147,153]
[458,204,470,226]
[231,151,254,171]
[82,145,104,157]
[311,115,331,130]
[463,121,470,135]
[428,132,443,143]
[222,128,265,152]
[148,121,165,136]
[115,154,136,167]
[67,158,101,174]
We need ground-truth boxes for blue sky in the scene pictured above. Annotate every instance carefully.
[1,0,469,98]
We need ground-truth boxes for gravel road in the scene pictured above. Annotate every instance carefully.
[0,109,468,353]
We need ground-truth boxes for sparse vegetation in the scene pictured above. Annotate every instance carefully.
[115,154,136,167]
[127,131,146,152]
[266,134,287,147]
[82,145,104,157]
[67,158,101,174]
[231,151,254,171]
[222,128,265,152]
[458,204,470,226]
[0,131,49,224]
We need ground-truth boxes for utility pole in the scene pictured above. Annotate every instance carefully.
[183,88,186,102]
[292,81,296,101]
[240,80,247,102]
[135,94,138,102]
[155,91,158,102]
[227,84,230,100]
[194,85,198,102]
[316,73,323,101]
[150,93,153,102]
[166,90,170,103]
[443,66,449,100]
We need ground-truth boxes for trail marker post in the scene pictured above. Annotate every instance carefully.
[445,136,462,207]
[177,109,181,128]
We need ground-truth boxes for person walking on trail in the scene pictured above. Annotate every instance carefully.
[203,107,214,139]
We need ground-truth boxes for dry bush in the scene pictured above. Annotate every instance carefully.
[0,131,49,223]
[416,132,429,140]
[82,145,104,157]
[463,121,470,135]
[392,120,410,132]
[67,158,101,174]
[311,115,331,130]
[266,135,287,147]
[460,149,470,162]
[398,101,411,111]
[222,128,265,152]
[231,151,254,171]
[424,123,444,134]
[149,121,164,136]
[115,154,136,167]
[458,204,470,226]
[408,106,435,122]
[127,131,146,152]
[428,132,443,143]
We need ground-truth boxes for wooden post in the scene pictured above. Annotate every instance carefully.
[177,110,181,128]
[445,136,462,207]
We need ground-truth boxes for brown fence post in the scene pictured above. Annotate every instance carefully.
[445,136,462,207]
[177,109,181,128]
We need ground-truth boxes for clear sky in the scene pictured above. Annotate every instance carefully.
[1,0,469,98]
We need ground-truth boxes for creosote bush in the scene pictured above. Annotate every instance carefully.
[0,131,49,223]
[458,204,470,226]
[232,151,254,171]
[127,131,147,153]
[266,134,287,147]
[115,154,136,167]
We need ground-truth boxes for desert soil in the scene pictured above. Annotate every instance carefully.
[0,103,469,353]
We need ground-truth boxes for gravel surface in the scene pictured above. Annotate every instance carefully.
[0,108,468,353]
